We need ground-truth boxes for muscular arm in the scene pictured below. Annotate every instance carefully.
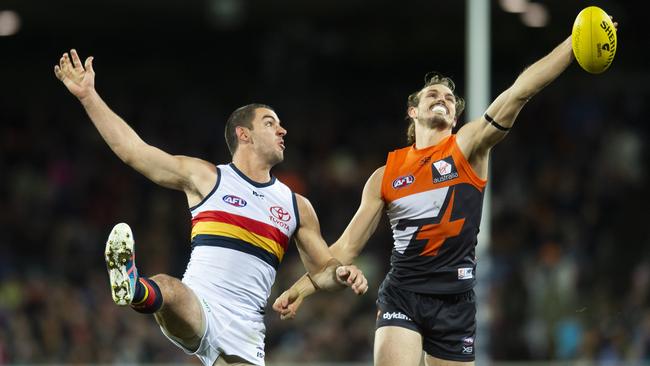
[292,194,358,291]
[55,50,215,202]
[330,166,386,263]
[273,167,385,318]
[79,92,215,194]
[457,36,574,174]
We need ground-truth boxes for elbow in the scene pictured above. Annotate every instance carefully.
[113,140,145,166]
[508,85,536,103]
[114,145,135,165]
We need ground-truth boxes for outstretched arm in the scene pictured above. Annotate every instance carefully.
[457,36,574,173]
[54,49,215,202]
[273,167,385,319]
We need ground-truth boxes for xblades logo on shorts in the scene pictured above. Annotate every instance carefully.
[462,337,474,354]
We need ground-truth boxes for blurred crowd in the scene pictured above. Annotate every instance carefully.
[1,53,649,364]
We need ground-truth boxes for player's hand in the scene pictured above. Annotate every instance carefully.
[272,288,304,320]
[54,49,96,100]
[335,265,368,295]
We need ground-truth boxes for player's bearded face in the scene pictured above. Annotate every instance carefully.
[416,85,456,128]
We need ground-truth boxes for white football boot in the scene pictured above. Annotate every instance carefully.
[105,223,138,306]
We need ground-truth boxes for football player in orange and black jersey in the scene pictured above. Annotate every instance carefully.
[274,33,584,366]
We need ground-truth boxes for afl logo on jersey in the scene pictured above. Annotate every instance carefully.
[222,195,247,207]
[392,175,415,189]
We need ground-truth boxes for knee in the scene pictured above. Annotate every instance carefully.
[150,273,174,285]
[149,273,177,298]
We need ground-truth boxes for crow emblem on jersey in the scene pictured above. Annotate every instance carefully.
[432,157,459,184]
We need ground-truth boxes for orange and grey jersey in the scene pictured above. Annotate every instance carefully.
[182,163,299,316]
[381,135,486,294]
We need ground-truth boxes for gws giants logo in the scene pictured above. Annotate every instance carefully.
[432,157,459,184]
[222,195,247,207]
[269,206,291,230]
[392,175,415,189]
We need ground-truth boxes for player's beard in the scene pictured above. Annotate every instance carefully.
[419,112,452,131]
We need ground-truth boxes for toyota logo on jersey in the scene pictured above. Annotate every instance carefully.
[269,206,291,221]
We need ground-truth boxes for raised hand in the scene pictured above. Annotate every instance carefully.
[54,49,95,100]
[336,265,368,295]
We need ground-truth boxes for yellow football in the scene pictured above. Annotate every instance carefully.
[571,6,617,74]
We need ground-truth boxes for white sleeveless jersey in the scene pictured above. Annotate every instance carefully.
[182,163,299,317]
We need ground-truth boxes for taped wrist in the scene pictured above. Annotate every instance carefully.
[306,273,321,290]
[307,258,343,290]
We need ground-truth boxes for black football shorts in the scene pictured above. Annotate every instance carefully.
[376,279,476,362]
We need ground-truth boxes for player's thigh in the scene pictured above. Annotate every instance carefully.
[424,353,474,366]
[374,326,424,366]
[151,274,204,342]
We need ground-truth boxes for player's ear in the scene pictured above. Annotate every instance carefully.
[235,126,250,142]
[407,106,418,119]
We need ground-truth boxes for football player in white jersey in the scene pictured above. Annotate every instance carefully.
[54,49,368,366]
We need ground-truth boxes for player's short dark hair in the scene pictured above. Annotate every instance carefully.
[406,72,466,144]
[224,103,274,155]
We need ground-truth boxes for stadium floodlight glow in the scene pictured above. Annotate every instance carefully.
[0,10,21,36]
[520,2,549,28]
[499,0,528,13]
[207,0,245,29]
